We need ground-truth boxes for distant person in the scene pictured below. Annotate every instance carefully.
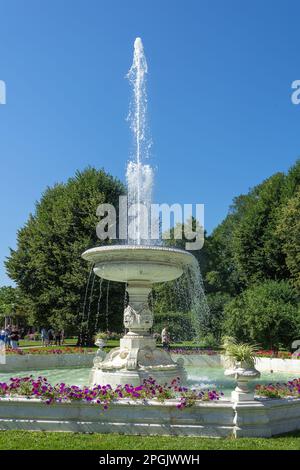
[55,329,62,346]
[0,327,7,346]
[48,328,54,346]
[60,329,64,345]
[41,328,48,346]
[5,325,12,348]
[161,326,171,351]
[10,328,19,349]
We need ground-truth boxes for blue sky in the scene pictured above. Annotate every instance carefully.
[0,0,300,286]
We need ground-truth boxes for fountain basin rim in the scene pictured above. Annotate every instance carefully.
[82,244,197,265]
[81,245,197,283]
[82,245,197,284]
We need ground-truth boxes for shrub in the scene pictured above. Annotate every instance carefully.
[222,337,258,368]
[223,280,300,350]
[94,331,122,342]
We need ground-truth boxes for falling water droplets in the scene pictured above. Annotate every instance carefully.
[105,280,110,332]
[94,277,103,333]
[79,264,94,344]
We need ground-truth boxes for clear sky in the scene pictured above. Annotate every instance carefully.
[0,0,300,286]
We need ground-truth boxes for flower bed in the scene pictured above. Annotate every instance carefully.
[256,350,300,359]
[0,376,223,410]
[6,346,300,359]
[6,347,94,355]
[255,379,300,399]
[171,348,300,359]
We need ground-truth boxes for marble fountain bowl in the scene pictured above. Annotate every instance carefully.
[82,245,197,387]
[81,245,196,283]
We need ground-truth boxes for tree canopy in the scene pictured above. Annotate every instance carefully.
[223,280,300,350]
[3,159,300,348]
[5,168,125,342]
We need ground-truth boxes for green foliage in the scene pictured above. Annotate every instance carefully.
[95,331,122,341]
[196,333,220,349]
[207,160,300,291]
[223,280,300,350]
[152,311,195,342]
[5,168,125,342]
[153,161,300,345]
[0,286,18,316]
[205,292,232,341]
[232,172,288,284]
[0,286,30,325]
[276,189,300,289]
[204,198,249,296]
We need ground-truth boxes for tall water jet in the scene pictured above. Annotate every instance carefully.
[126,38,154,245]
[82,38,198,387]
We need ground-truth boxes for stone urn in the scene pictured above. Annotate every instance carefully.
[95,338,106,349]
[92,338,107,368]
[225,361,260,402]
[292,340,300,358]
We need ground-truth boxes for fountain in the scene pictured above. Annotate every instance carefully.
[82,245,197,386]
[82,38,198,387]
[0,40,299,442]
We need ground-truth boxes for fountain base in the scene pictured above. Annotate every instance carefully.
[89,332,186,387]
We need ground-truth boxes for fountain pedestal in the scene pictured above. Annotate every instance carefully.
[89,280,186,387]
[83,245,195,387]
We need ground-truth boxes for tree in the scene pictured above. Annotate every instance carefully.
[6,168,125,344]
[223,280,300,350]
[204,198,248,296]
[276,189,300,290]
[232,172,288,284]
[205,160,300,293]
[205,292,231,341]
[0,286,18,317]
[0,286,29,327]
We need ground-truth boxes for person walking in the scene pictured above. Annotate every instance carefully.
[41,328,48,347]
[161,326,171,351]
[5,325,11,349]
[55,329,62,346]
[10,327,19,349]
[48,328,54,346]
[0,327,7,349]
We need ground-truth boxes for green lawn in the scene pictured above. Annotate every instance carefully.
[18,338,80,348]
[18,338,219,350]
[0,430,299,450]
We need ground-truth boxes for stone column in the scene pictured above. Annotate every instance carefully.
[123,282,153,336]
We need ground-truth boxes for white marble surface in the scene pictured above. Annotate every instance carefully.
[171,354,300,373]
[0,395,299,437]
[0,353,95,372]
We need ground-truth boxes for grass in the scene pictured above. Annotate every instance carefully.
[0,430,299,450]
[18,338,79,348]
[18,338,219,350]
